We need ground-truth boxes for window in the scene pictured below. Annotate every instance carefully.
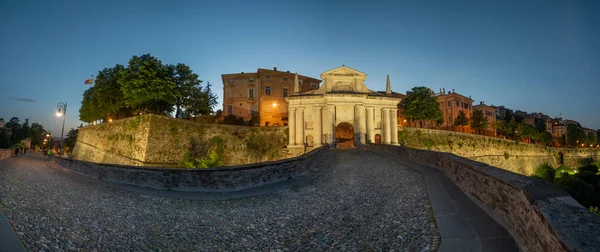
[249,88,254,98]
[283,88,288,97]
[456,101,459,106]
[227,88,232,98]
[249,78,255,82]
[266,74,271,79]
[283,77,288,81]
[227,79,233,84]
[311,82,317,88]
[227,105,233,115]
[447,101,451,106]
[265,86,271,95]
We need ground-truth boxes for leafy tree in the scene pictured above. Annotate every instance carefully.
[93,65,132,120]
[533,163,556,183]
[567,124,584,147]
[0,128,10,148]
[401,86,443,128]
[29,123,46,147]
[516,123,536,142]
[63,128,78,153]
[79,87,105,123]
[470,110,488,133]
[118,54,177,115]
[453,111,469,131]
[538,131,553,146]
[559,135,567,146]
[169,63,207,118]
[535,118,546,133]
[6,117,22,144]
[587,132,597,146]
[21,119,31,139]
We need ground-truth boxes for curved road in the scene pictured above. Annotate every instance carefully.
[0,150,439,251]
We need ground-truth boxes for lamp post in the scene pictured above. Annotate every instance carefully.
[56,102,67,152]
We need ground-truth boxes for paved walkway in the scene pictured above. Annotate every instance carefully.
[0,149,519,251]
[1,149,438,251]
[0,156,26,252]
[368,149,519,252]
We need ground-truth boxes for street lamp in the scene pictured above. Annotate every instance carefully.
[56,102,67,152]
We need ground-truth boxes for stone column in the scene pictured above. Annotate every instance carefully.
[391,108,399,145]
[295,108,305,145]
[288,107,296,146]
[366,107,374,144]
[383,108,391,144]
[356,105,366,145]
[315,107,323,146]
[327,105,336,143]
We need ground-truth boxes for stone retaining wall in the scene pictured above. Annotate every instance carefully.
[399,127,600,175]
[369,144,600,252]
[72,114,291,167]
[0,149,13,160]
[53,144,332,192]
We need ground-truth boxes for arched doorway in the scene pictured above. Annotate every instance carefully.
[336,122,355,148]
[375,134,382,144]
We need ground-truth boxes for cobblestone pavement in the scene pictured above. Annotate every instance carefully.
[0,150,438,251]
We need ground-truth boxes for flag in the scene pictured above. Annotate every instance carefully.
[84,78,93,84]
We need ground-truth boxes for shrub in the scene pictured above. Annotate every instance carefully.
[555,175,600,207]
[504,152,509,160]
[532,163,555,183]
[591,206,600,216]
[579,157,595,167]
[424,138,434,149]
[180,136,224,168]
[397,131,406,145]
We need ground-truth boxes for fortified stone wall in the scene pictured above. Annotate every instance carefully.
[0,149,13,161]
[72,114,291,167]
[369,144,600,252]
[54,145,332,191]
[72,116,152,166]
[399,128,600,175]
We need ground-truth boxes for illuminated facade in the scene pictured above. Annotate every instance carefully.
[221,68,321,126]
[287,66,402,148]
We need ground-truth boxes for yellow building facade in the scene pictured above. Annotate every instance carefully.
[221,68,321,126]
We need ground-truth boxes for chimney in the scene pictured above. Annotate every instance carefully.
[274,67,277,71]
[480,101,483,105]
[442,88,445,94]
[452,88,455,93]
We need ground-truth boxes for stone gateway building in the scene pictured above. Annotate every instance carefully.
[287,66,402,149]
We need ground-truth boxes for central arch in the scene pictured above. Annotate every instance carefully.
[336,122,355,148]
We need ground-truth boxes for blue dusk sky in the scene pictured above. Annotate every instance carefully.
[1,0,599,135]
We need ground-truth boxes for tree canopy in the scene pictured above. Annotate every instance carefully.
[79,54,217,123]
[0,117,49,149]
[401,86,443,127]
[470,110,489,130]
[453,111,469,128]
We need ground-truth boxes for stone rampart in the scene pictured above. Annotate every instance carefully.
[55,144,332,192]
[400,127,600,174]
[369,144,600,252]
[72,114,291,167]
[0,149,13,160]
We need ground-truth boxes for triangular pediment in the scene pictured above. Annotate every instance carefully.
[320,65,367,78]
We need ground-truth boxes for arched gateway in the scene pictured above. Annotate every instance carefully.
[286,66,402,149]
[336,122,355,148]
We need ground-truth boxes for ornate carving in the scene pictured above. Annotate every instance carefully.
[332,82,354,92]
